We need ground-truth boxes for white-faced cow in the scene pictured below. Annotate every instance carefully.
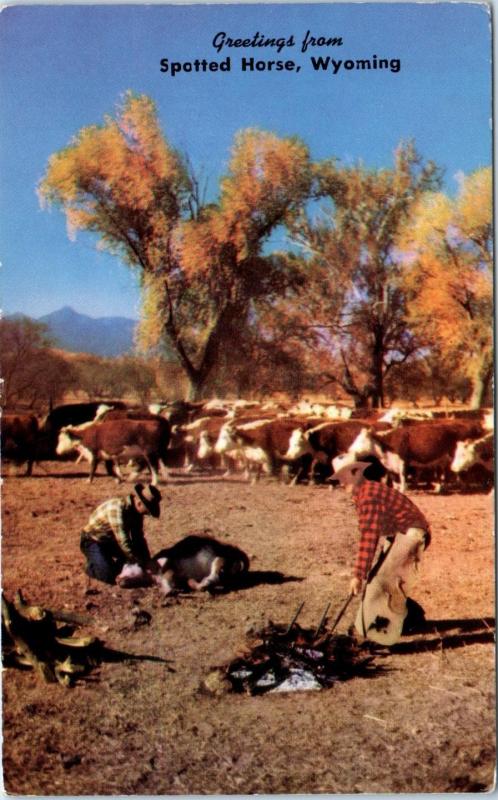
[93,408,176,479]
[174,415,233,472]
[197,412,283,476]
[56,417,171,485]
[38,401,128,459]
[283,419,392,483]
[1,413,39,476]
[348,420,486,492]
[450,432,495,476]
[213,416,326,483]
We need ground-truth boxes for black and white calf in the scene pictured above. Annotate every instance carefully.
[117,534,250,595]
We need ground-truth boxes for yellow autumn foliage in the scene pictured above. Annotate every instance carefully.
[397,192,453,255]
[179,129,311,279]
[218,129,311,257]
[398,167,492,394]
[39,91,188,272]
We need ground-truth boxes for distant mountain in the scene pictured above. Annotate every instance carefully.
[36,306,138,357]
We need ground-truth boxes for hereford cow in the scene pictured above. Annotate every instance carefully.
[1,413,39,476]
[450,432,495,476]
[93,407,177,479]
[116,533,250,595]
[38,401,128,458]
[173,415,233,472]
[214,417,321,483]
[348,420,486,492]
[283,419,393,483]
[197,412,284,475]
[56,417,171,485]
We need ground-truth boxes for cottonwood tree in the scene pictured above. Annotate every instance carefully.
[39,93,313,399]
[399,166,493,408]
[287,142,442,408]
[140,127,313,398]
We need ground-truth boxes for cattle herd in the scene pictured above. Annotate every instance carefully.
[1,397,494,492]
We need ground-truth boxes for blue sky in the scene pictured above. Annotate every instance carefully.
[0,2,492,320]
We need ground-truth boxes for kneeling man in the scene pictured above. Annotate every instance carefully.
[80,483,161,586]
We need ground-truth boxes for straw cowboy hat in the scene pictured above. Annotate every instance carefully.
[330,460,373,487]
[134,483,162,518]
[331,456,387,487]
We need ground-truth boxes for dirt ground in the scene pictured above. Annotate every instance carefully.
[1,460,496,795]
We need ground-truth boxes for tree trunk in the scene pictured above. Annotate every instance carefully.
[370,321,385,409]
[170,301,247,401]
[186,376,205,402]
[469,358,494,409]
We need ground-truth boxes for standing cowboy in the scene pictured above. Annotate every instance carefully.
[332,459,431,645]
[80,483,161,586]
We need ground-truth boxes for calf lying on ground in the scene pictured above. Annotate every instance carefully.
[117,534,250,595]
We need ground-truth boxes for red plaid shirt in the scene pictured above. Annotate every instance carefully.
[352,481,430,580]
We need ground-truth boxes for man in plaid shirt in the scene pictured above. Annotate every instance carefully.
[332,458,431,645]
[80,483,161,586]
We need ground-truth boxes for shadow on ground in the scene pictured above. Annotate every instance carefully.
[388,616,495,654]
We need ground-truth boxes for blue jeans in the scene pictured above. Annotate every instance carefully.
[80,535,124,584]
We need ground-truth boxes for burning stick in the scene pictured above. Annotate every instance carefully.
[329,593,354,634]
[313,603,331,640]
[286,601,305,634]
